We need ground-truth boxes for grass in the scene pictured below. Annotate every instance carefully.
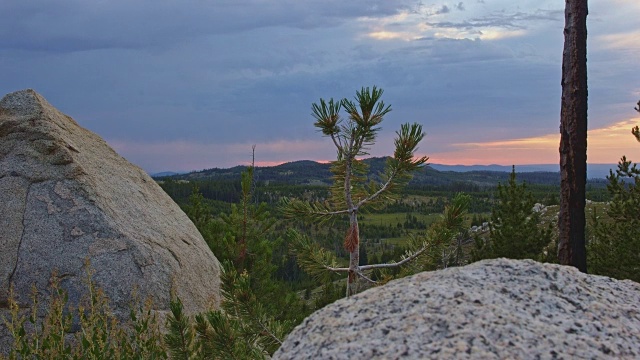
[1,262,284,359]
[1,264,167,360]
[538,201,609,227]
[359,212,441,227]
[361,202,611,262]
[380,237,412,247]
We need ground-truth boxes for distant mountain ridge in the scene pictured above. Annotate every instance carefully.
[151,171,186,177]
[430,163,616,179]
[154,158,604,188]
[153,159,615,184]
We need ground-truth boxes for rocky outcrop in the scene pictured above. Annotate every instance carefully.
[274,259,640,359]
[0,89,220,350]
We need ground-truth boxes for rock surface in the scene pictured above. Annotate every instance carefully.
[0,89,220,350]
[274,259,640,359]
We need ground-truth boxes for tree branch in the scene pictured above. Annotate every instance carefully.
[311,209,351,217]
[254,318,283,346]
[280,198,351,221]
[356,271,378,284]
[355,169,398,209]
[330,134,343,153]
[325,265,350,272]
[359,244,428,270]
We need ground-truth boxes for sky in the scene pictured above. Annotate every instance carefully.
[1,0,639,173]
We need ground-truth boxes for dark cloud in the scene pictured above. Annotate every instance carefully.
[0,0,413,52]
[436,5,450,14]
[0,18,560,149]
[428,9,562,30]
[216,36,559,146]
[0,0,636,171]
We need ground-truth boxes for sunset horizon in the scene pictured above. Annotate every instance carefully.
[2,0,638,174]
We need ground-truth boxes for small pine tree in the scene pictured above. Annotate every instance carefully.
[632,100,640,141]
[589,157,640,282]
[281,86,472,297]
[588,101,640,282]
[164,298,196,360]
[216,164,278,283]
[179,153,307,357]
[472,167,554,262]
[184,186,220,244]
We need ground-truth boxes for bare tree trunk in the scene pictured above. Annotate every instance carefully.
[558,0,588,272]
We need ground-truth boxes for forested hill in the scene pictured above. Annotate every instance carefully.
[169,160,333,185]
[157,157,580,188]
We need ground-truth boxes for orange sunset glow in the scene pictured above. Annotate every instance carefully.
[430,117,640,166]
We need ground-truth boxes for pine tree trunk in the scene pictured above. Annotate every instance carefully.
[347,212,360,297]
[558,0,588,272]
[344,156,360,297]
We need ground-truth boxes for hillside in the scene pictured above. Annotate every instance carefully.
[430,163,617,179]
[159,157,576,188]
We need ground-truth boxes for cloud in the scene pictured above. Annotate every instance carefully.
[427,9,563,31]
[368,31,414,40]
[0,0,565,157]
[359,4,563,44]
[1,0,638,172]
[121,29,532,142]
[436,5,451,14]
[594,31,640,52]
[0,0,414,52]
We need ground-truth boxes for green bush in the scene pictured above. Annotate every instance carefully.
[472,167,554,262]
[589,157,640,282]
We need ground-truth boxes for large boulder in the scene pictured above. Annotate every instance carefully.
[275,259,640,359]
[0,89,220,350]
